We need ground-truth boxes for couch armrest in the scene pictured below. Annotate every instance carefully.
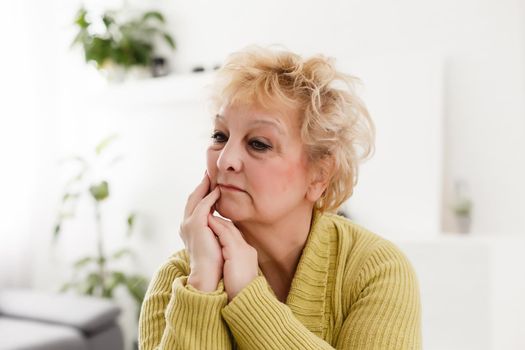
[0,288,121,333]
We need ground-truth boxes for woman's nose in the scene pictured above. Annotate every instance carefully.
[216,141,243,172]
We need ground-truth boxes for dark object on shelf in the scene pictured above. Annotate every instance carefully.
[151,57,170,77]
[192,65,205,73]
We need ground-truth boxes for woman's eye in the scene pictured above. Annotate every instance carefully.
[211,131,227,143]
[250,139,272,151]
[211,132,271,152]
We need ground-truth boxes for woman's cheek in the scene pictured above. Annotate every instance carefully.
[277,161,306,193]
[206,148,218,189]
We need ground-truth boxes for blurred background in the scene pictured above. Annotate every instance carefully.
[1,0,524,349]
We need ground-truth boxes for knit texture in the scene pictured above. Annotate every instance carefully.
[139,210,422,349]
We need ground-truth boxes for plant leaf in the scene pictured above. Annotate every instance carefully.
[142,11,164,23]
[126,213,136,236]
[95,133,119,156]
[74,8,90,29]
[65,170,87,187]
[162,33,175,50]
[53,223,61,241]
[102,14,115,29]
[111,248,133,260]
[109,271,127,285]
[70,30,88,49]
[82,272,103,296]
[85,37,113,67]
[125,274,148,304]
[62,192,81,202]
[104,271,127,297]
[74,256,96,269]
[89,181,109,201]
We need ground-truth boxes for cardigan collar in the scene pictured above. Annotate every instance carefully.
[284,208,333,336]
[254,208,334,336]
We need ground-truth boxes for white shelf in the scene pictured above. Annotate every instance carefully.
[84,72,215,107]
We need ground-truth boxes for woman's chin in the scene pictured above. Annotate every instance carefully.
[215,200,245,221]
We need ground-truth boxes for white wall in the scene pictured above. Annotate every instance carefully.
[397,235,525,350]
[0,1,59,288]
[344,51,444,238]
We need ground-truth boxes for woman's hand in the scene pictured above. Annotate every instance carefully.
[180,172,223,292]
[208,215,259,301]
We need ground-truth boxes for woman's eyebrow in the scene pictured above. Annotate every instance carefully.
[251,119,285,135]
[215,114,285,135]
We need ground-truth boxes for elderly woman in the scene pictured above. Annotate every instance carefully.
[139,47,421,349]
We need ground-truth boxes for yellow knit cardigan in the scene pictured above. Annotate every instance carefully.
[139,210,422,349]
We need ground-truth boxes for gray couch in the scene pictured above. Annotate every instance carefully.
[0,288,124,350]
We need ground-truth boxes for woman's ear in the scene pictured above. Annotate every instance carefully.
[306,157,334,202]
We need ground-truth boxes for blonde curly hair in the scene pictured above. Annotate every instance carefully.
[209,46,375,213]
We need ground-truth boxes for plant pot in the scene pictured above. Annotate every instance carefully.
[455,215,471,234]
[99,59,152,82]
[127,66,152,80]
[101,64,127,83]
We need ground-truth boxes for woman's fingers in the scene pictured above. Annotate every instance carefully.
[208,214,243,245]
[192,187,221,218]
[184,172,211,218]
[208,215,233,258]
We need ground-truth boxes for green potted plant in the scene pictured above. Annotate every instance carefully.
[52,133,148,324]
[451,180,473,233]
[71,6,176,81]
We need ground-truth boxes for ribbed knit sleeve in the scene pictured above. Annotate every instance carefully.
[221,240,421,350]
[335,241,422,349]
[221,276,335,349]
[138,251,233,350]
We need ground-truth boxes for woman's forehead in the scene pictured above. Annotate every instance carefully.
[216,102,301,132]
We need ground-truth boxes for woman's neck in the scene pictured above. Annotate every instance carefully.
[234,205,315,285]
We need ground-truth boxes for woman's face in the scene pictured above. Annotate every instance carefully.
[206,102,315,224]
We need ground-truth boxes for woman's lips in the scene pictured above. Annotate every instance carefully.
[218,184,244,192]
